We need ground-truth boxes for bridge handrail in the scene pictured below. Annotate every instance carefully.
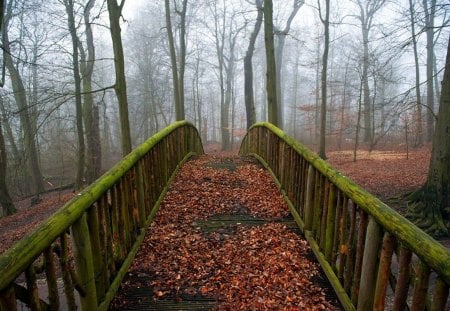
[240,122,450,311]
[0,121,203,310]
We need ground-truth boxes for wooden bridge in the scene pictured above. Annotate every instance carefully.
[0,121,449,310]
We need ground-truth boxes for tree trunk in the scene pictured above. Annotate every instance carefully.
[177,0,188,120]
[107,0,132,156]
[0,123,16,216]
[319,0,330,159]
[244,0,262,129]
[361,24,371,143]
[409,0,423,146]
[274,0,304,130]
[423,0,436,142]
[79,0,101,184]
[415,34,450,236]
[3,3,44,194]
[264,0,279,127]
[165,0,184,121]
[64,0,85,190]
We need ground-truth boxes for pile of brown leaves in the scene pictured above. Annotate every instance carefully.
[111,155,340,310]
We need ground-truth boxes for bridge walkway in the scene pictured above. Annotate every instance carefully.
[109,155,342,310]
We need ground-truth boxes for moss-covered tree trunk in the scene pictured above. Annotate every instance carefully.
[409,35,450,236]
[0,123,16,216]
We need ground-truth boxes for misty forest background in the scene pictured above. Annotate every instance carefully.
[0,0,448,206]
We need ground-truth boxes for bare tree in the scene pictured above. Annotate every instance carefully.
[422,0,436,142]
[63,0,85,190]
[264,0,279,126]
[107,0,132,156]
[318,0,330,159]
[165,0,187,121]
[274,0,304,128]
[352,0,386,143]
[3,0,44,195]
[244,0,263,129]
[408,0,423,146]
[408,34,450,236]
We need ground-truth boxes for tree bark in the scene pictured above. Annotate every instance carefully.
[64,0,85,190]
[264,0,279,127]
[107,0,132,156]
[165,0,184,121]
[244,0,263,130]
[420,34,450,236]
[79,0,101,184]
[318,0,330,159]
[423,0,436,142]
[0,123,16,216]
[409,0,423,146]
[274,0,304,129]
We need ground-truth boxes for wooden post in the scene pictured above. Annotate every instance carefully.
[431,278,449,311]
[325,184,336,261]
[44,247,60,310]
[357,216,382,311]
[344,201,356,293]
[351,211,368,304]
[25,265,41,311]
[136,162,147,228]
[392,247,412,311]
[0,286,17,311]
[59,234,77,311]
[87,206,106,301]
[71,214,98,310]
[411,260,431,311]
[304,165,315,230]
[373,233,395,310]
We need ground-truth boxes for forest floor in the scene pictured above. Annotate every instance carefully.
[0,144,435,256]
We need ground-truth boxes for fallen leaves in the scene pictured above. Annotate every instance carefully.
[110,155,340,310]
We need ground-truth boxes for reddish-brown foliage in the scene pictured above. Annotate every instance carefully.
[111,155,340,310]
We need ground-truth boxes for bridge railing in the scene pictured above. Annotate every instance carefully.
[0,121,203,311]
[240,122,450,311]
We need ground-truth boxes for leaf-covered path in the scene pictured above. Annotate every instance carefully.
[110,155,342,310]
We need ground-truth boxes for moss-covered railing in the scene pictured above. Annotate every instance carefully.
[0,121,203,311]
[240,122,450,311]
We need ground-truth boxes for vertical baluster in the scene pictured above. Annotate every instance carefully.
[373,233,395,310]
[431,278,449,311]
[312,172,323,237]
[25,265,41,311]
[411,261,431,311]
[319,181,330,249]
[0,286,17,311]
[304,165,315,231]
[337,196,349,280]
[99,194,113,285]
[59,234,77,311]
[136,161,147,228]
[87,205,106,301]
[325,184,337,261]
[344,201,356,293]
[392,247,412,311]
[357,217,383,311]
[44,247,60,310]
[351,210,368,304]
[332,191,342,266]
[71,214,98,310]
